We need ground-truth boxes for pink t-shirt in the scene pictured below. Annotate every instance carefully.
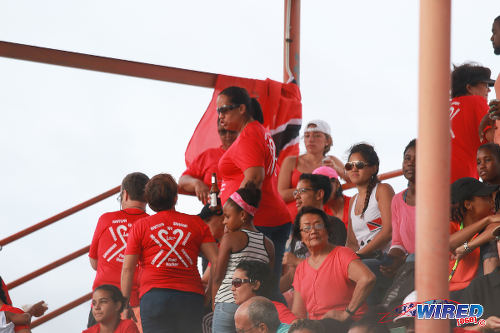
[292,246,367,320]
[218,121,290,227]
[89,208,148,307]
[82,319,139,333]
[390,190,416,254]
[125,210,215,297]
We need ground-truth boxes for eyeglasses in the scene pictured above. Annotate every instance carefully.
[293,187,314,197]
[231,278,254,288]
[217,104,240,114]
[300,224,326,233]
[345,161,370,171]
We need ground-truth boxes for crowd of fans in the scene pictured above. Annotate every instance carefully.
[3,15,500,333]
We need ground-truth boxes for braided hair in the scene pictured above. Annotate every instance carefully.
[348,143,380,218]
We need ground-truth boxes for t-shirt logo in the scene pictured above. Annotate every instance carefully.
[103,225,128,262]
[265,132,277,176]
[449,101,461,139]
[149,227,193,268]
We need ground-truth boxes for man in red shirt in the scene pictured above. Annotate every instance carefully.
[88,172,149,329]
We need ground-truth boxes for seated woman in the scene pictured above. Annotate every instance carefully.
[232,260,296,325]
[83,285,138,333]
[291,207,375,333]
[278,120,345,219]
[179,120,238,204]
[449,177,500,294]
[121,174,218,333]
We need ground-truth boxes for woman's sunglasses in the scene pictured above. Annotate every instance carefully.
[231,278,254,288]
[345,161,370,171]
[217,104,240,114]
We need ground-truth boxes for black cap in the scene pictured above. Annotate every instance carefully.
[451,177,498,204]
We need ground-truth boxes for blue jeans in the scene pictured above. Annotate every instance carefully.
[256,223,291,304]
[212,302,239,333]
[140,288,203,333]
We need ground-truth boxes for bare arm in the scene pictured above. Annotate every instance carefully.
[178,175,210,204]
[89,257,97,271]
[357,183,395,256]
[328,155,348,182]
[346,194,359,251]
[345,259,376,314]
[211,233,232,303]
[291,289,308,319]
[121,254,139,301]
[277,156,298,203]
[449,215,500,251]
[241,167,265,189]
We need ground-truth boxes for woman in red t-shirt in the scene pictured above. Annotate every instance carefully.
[216,86,291,296]
[83,285,138,333]
[121,174,218,333]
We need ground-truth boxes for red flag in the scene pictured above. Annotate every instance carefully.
[185,75,302,167]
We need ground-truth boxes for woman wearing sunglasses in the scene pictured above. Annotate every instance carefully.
[345,143,395,305]
[231,260,297,325]
[216,86,291,303]
[212,183,275,333]
[291,207,375,333]
[278,120,345,219]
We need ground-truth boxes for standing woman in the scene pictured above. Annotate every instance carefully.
[121,174,218,333]
[217,86,291,290]
[278,120,345,218]
[345,143,395,304]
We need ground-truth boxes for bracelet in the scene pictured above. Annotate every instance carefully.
[463,241,472,254]
[345,307,356,317]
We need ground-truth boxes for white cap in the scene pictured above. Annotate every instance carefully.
[393,291,417,322]
[305,120,331,136]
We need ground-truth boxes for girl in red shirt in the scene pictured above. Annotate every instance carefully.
[83,285,138,333]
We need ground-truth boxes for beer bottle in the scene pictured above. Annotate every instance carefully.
[209,173,220,211]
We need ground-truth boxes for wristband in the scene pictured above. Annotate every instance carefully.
[345,307,356,317]
[463,241,472,254]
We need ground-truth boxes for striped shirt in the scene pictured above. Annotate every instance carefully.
[214,229,269,303]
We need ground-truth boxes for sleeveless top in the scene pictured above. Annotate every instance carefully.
[286,156,302,218]
[214,229,269,303]
[350,184,390,252]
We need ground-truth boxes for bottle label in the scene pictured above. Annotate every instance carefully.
[210,193,217,207]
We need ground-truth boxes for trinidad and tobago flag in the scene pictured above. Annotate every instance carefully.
[367,218,382,232]
[184,75,302,168]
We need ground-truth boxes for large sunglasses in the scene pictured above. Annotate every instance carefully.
[345,161,371,171]
[231,278,254,288]
[217,104,240,114]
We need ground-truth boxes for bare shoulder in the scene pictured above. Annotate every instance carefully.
[376,183,395,198]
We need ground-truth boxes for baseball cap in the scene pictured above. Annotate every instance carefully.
[305,120,331,136]
[450,177,498,204]
[312,166,339,179]
[394,291,417,323]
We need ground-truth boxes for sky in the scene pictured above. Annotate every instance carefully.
[1,1,500,331]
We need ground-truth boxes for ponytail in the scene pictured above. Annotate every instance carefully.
[250,98,264,124]
[219,86,264,124]
[361,175,379,218]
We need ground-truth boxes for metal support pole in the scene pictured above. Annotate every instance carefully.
[284,0,300,84]
[415,0,451,331]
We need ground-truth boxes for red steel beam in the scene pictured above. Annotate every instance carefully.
[342,169,403,190]
[0,186,120,248]
[0,41,217,88]
[31,292,92,328]
[6,246,90,290]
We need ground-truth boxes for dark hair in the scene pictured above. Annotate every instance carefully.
[0,277,9,305]
[121,172,149,202]
[299,173,332,204]
[478,142,500,162]
[219,86,264,124]
[349,306,390,333]
[496,15,500,23]
[93,284,126,313]
[404,139,416,156]
[235,261,272,297]
[226,182,262,216]
[293,206,332,241]
[247,297,280,331]
[348,143,380,218]
[289,319,325,333]
[145,174,177,212]
[451,63,492,98]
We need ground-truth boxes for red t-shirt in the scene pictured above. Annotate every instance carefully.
[218,121,291,227]
[0,304,28,332]
[272,301,297,324]
[181,147,225,187]
[450,95,488,183]
[324,195,351,229]
[89,208,148,307]
[448,221,480,291]
[293,246,367,320]
[82,319,139,333]
[125,210,215,297]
